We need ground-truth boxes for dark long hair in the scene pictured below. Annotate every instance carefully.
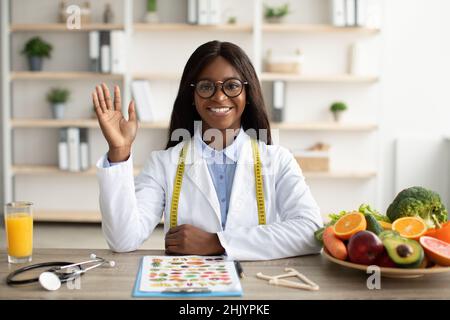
[165,40,272,149]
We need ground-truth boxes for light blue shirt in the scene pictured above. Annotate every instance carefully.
[106,128,245,230]
[194,129,244,230]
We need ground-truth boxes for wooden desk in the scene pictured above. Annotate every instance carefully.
[1,249,450,299]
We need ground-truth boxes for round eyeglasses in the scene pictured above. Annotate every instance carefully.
[190,78,248,99]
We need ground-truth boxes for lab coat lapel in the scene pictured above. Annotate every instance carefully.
[184,141,222,226]
[227,135,254,225]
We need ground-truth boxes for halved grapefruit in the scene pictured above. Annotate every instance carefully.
[419,236,450,266]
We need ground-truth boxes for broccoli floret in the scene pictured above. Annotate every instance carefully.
[386,186,448,228]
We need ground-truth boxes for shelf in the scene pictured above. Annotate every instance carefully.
[13,165,102,176]
[11,72,124,81]
[260,73,379,83]
[271,122,377,132]
[11,119,376,132]
[262,24,380,34]
[303,171,377,179]
[33,210,102,223]
[13,165,142,177]
[10,23,125,32]
[133,23,252,32]
[133,72,379,83]
[11,119,169,129]
[13,165,376,180]
[132,72,379,84]
[133,72,181,81]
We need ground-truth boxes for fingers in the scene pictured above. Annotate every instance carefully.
[165,230,182,241]
[128,100,137,123]
[165,248,183,256]
[92,92,103,117]
[101,83,113,110]
[165,241,184,255]
[167,225,184,235]
[165,238,181,246]
[113,85,121,111]
[95,85,107,113]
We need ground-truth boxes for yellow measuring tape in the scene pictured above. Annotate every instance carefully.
[169,139,266,228]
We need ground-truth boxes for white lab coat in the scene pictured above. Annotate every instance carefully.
[96,130,323,261]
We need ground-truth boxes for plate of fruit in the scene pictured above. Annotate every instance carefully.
[316,187,450,278]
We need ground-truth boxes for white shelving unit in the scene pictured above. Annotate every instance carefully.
[1,0,381,222]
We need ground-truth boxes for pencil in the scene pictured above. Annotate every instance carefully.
[234,260,245,278]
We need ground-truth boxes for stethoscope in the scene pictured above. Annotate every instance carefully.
[6,253,115,291]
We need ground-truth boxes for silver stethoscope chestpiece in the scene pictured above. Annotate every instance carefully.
[39,272,62,291]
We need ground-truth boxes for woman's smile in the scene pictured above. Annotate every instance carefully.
[207,105,234,116]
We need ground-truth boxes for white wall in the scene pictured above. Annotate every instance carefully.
[378,0,450,212]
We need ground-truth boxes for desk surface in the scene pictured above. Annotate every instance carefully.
[1,249,450,300]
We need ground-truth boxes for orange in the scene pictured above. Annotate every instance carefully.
[420,236,450,266]
[333,211,367,240]
[379,221,392,230]
[425,221,450,244]
[392,217,427,240]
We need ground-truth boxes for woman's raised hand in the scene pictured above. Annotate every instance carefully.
[92,83,138,162]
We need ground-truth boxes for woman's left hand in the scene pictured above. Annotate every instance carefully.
[165,224,225,255]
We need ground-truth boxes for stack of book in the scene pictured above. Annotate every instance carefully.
[58,128,90,172]
[330,0,380,27]
[187,0,221,25]
[89,30,126,74]
[131,80,155,122]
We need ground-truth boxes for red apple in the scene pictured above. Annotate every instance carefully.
[347,231,385,265]
[375,250,397,268]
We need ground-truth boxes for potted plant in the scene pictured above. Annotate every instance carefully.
[21,37,53,71]
[264,3,290,23]
[144,0,159,23]
[47,88,70,119]
[330,101,348,122]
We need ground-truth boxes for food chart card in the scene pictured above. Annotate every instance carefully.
[132,255,243,297]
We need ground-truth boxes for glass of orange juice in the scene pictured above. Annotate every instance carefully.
[4,202,33,263]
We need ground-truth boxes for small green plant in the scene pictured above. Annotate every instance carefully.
[228,16,237,24]
[330,101,348,112]
[264,3,290,18]
[47,88,70,104]
[147,0,157,12]
[21,37,53,58]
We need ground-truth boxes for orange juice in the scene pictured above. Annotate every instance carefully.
[5,214,33,258]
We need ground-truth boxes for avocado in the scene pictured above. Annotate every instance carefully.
[378,230,400,240]
[382,236,424,268]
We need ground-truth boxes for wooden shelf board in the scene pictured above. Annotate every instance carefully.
[11,72,124,80]
[262,23,380,34]
[33,210,165,224]
[11,119,169,129]
[13,165,376,179]
[132,72,181,81]
[34,210,102,223]
[133,23,252,32]
[10,23,124,32]
[304,171,377,179]
[11,119,376,131]
[271,122,378,131]
[133,73,379,83]
[260,73,379,83]
[13,165,99,176]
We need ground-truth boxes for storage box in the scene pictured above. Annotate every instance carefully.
[264,50,304,74]
[294,151,330,172]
